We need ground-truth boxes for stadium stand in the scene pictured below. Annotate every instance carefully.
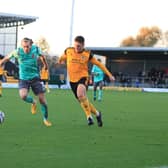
[88,47,168,88]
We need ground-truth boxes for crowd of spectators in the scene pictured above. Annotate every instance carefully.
[110,68,168,88]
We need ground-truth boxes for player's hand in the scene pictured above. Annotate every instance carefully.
[109,76,115,82]
[59,60,65,64]
[89,79,93,85]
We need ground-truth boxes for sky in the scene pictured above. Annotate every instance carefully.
[0,0,168,54]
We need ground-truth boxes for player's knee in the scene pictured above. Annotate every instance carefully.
[20,94,27,100]
[78,95,86,101]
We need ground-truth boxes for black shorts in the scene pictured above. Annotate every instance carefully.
[70,77,89,99]
[0,75,2,81]
[41,79,49,82]
[19,77,45,95]
[41,80,48,85]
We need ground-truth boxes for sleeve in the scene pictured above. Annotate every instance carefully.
[90,56,112,77]
[89,51,94,60]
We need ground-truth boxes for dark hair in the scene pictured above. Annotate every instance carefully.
[22,37,33,44]
[23,37,31,41]
[74,36,85,44]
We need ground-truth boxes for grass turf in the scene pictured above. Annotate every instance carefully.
[0,89,168,168]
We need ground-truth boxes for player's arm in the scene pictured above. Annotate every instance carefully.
[37,46,49,70]
[58,54,67,64]
[40,55,49,70]
[58,49,68,64]
[0,50,17,66]
[90,56,115,82]
[0,55,10,66]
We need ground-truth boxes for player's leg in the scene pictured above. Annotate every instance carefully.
[43,80,46,85]
[93,82,97,101]
[0,76,2,97]
[32,78,51,126]
[70,78,102,126]
[38,93,51,126]
[88,102,103,127]
[98,81,103,101]
[70,79,94,125]
[0,82,2,97]
[42,80,50,93]
[45,81,50,93]
[87,80,103,126]
[19,80,37,114]
[77,78,102,126]
[77,83,94,125]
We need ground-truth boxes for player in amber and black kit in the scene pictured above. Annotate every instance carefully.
[58,36,115,127]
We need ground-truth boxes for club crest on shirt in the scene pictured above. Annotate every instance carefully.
[81,55,86,60]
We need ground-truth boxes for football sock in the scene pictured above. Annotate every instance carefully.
[89,102,99,116]
[98,89,102,100]
[93,91,96,99]
[24,95,34,104]
[0,82,2,95]
[41,104,48,120]
[46,82,50,92]
[79,97,92,119]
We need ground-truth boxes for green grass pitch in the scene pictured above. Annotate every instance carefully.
[0,89,168,168]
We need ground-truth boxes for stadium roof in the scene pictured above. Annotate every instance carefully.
[87,47,168,60]
[0,12,38,28]
[87,47,168,52]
